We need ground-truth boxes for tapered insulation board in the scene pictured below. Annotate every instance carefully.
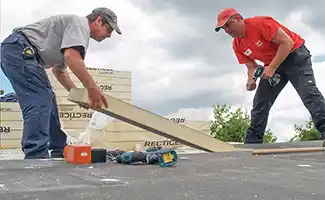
[67,88,235,152]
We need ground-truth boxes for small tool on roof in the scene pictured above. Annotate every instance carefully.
[115,148,178,167]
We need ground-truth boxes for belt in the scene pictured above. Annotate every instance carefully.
[14,31,45,65]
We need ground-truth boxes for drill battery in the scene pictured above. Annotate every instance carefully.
[156,148,178,167]
[253,65,281,87]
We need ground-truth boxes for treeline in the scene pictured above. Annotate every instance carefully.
[209,104,322,143]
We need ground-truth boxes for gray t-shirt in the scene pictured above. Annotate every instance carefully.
[13,14,90,71]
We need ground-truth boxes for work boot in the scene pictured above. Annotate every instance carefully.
[50,151,64,161]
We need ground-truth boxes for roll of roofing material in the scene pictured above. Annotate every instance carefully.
[252,147,325,155]
[233,140,325,150]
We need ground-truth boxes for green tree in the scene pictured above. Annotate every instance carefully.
[210,104,277,143]
[289,118,322,141]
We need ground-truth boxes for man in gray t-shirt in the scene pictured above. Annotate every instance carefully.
[0,7,122,159]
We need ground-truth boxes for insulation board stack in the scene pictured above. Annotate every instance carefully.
[46,67,132,132]
[86,117,211,151]
[46,67,132,105]
[0,67,133,149]
[0,102,23,149]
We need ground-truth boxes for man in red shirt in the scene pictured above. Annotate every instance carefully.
[215,8,325,143]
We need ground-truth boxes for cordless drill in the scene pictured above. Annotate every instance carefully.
[115,148,178,167]
[253,65,281,87]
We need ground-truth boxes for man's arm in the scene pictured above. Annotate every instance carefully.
[55,17,108,109]
[245,61,258,80]
[258,17,294,70]
[63,47,97,89]
[243,61,259,91]
[52,66,77,92]
[232,40,258,80]
[58,17,97,89]
[268,28,294,70]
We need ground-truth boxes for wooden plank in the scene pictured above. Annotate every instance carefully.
[93,120,210,132]
[234,140,325,149]
[0,98,213,152]
[0,112,22,121]
[0,110,92,121]
[0,119,208,140]
[60,120,210,131]
[0,138,21,149]
[0,120,209,151]
[55,91,132,99]
[0,120,88,131]
[48,75,131,86]
[58,104,92,112]
[0,129,186,151]
[61,121,89,129]
[0,121,23,130]
[63,129,186,151]
[0,129,22,139]
[67,88,235,152]
[46,67,131,79]
[0,102,21,112]
[0,100,132,112]
[52,84,131,93]
[91,140,185,151]
[252,147,325,155]
[0,103,22,123]
[58,105,93,121]
[55,96,132,105]
[62,120,210,151]
[1,118,209,134]
[0,104,93,121]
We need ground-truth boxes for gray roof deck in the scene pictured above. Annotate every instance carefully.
[0,150,324,200]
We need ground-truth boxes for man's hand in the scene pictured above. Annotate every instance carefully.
[244,61,258,91]
[246,78,256,91]
[261,65,276,79]
[87,86,108,109]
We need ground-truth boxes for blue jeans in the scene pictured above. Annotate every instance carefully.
[0,32,67,159]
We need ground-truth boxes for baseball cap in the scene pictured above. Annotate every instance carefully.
[215,8,239,32]
[92,7,122,35]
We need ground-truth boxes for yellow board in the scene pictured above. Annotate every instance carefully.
[67,88,236,152]
[46,67,132,79]
[55,96,132,105]
[0,138,21,149]
[55,91,132,100]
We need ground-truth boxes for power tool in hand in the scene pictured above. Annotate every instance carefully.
[115,148,178,167]
[253,65,281,87]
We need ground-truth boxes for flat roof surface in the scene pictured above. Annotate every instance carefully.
[0,151,324,200]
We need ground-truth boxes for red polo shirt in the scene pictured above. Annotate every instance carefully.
[232,16,305,65]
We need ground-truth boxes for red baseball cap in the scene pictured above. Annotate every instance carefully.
[215,8,239,32]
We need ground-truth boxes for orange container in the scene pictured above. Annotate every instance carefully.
[64,144,92,164]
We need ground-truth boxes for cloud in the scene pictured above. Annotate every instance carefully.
[312,55,325,63]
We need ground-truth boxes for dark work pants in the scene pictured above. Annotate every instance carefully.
[245,43,325,143]
[0,32,67,159]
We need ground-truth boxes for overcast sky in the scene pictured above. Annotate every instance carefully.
[1,0,325,142]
